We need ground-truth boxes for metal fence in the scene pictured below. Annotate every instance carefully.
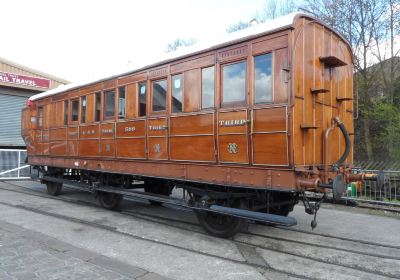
[0,149,31,180]
[0,148,399,204]
[343,169,400,205]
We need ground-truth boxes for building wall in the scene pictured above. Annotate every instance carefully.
[0,57,69,148]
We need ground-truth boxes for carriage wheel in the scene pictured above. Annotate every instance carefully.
[46,181,62,196]
[194,196,244,238]
[98,192,123,210]
[195,211,243,238]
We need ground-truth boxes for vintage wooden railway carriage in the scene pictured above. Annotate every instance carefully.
[21,13,377,237]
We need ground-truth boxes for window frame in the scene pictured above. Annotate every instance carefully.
[117,86,126,119]
[63,100,68,126]
[70,98,79,123]
[103,89,116,120]
[171,74,183,114]
[221,60,248,108]
[94,92,102,122]
[80,96,87,124]
[138,82,147,117]
[37,106,43,128]
[151,78,168,114]
[201,65,215,110]
[253,52,274,105]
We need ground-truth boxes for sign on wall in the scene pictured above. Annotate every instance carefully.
[0,71,50,88]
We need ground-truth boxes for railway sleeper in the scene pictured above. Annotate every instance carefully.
[38,169,299,238]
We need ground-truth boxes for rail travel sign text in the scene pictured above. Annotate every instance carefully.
[0,71,50,88]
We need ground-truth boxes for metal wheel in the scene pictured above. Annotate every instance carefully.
[196,211,243,238]
[46,181,62,196]
[98,192,123,210]
[194,196,244,238]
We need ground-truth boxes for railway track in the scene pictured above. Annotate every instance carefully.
[0,181,399,280]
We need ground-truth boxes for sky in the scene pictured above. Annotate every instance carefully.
[0,0,266,82]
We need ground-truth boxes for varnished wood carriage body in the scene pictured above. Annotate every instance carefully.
[22,13,354,203]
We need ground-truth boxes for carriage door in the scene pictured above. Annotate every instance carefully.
[218,59,250,164]
[148,77,168,160]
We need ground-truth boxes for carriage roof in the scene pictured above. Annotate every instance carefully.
[30,12,348,101]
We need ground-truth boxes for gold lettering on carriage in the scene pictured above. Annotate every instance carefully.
[219,119,249,127]
[149,125,167,131]
[124,126,136,133]
[101,129,113,134]
[82,130,95,135]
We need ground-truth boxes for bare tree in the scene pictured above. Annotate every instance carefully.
[226,21,251,33]
[165,38,197,53]
[304,0,400,161]
[257,0,298,21]
[227,0,298,33]
[261,0,279,19]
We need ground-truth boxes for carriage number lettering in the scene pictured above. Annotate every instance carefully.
[124,126,136,133]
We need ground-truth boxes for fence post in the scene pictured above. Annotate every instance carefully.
[17,151,21,178]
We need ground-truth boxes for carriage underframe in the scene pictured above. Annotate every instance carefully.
[35,165,304,237]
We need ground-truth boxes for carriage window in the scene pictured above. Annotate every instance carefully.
[172,74,183,113]
[71,99,79,122]
[254,53,273,104]
[81,96,87,123]
[202,66,215,109]
[152,79,167,112]
[118,86,126,119]
[139,83,147,116]
[104,90,115,118]
[38,107,43,128]
[222,61,246,106]
[64,100,68,125]
[95,92,101,121]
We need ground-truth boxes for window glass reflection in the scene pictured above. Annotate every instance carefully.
[118,86,126,119]
[139,83,147,116]
[202,66,214,109]
[104,90,115,118]
[152,79,167,111]
[222,61,246,105]
[254,53,273,104]
[95,92,101,121]
[81,96,86,123]
[172,74,183,113]
[71,99,79,121]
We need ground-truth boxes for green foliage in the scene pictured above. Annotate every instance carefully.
[368,101,400,160]
[305,0,400,163]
